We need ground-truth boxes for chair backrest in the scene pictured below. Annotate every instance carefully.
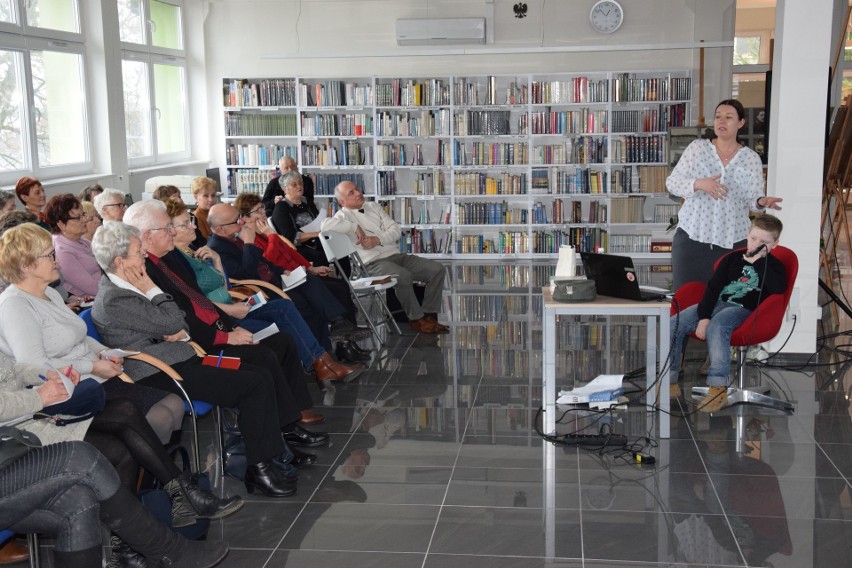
[319,230,357,264]
[79,308,101,341]
[267,216,279,234]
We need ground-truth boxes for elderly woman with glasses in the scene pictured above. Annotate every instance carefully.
[93,189,128,223]
[44,194,102,298]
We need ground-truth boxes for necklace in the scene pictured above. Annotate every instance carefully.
[714,140,740,164]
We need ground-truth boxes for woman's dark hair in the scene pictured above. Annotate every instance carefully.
[78,184,103,202]
[716,99,746,121]
[0,210,38,236]
[43,194,83,234]
[153,185,181,201]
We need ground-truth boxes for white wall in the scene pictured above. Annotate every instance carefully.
[199,0,736,165]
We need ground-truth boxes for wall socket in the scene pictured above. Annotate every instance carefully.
[786,287,800,322]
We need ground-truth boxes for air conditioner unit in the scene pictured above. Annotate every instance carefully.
[396,18,486,46]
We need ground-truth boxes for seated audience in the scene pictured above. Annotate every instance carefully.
[14,177,49,230]
[208,202,363,352]
[322,181,449,334]
[168,200,368,375]
[93,188,128,222]
[0,358,230,568]
[44,194,102,297]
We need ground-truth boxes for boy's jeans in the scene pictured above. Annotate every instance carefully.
[670,300,751,387]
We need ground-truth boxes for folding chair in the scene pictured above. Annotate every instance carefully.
[79,309,223,474]
[319,230,401,345]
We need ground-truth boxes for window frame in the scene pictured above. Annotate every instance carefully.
[0,0,93,185]
[119,0,190,168]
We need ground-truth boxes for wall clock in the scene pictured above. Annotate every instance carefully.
[589,0,624,34]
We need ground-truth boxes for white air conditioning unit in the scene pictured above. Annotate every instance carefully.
[396,18,486,46]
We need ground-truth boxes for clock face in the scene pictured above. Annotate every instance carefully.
[589,0,624,34]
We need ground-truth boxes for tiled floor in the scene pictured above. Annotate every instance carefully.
[169,261,852,568]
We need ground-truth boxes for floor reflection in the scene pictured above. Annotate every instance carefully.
[195,260,852,567]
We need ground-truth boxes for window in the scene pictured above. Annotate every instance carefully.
[0,0,90,182]
[733,36,761,65]
[119,0,189,165]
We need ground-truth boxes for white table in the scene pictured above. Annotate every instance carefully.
[540,287,672,439]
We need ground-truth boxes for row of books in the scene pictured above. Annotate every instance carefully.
[224,112,297,137]
[531,228,607,253]
[300,113,372,137]
[454,263,555,289]
[375,79,451,107]
[455,201,528,225]
[310,173,365,196]
[527,108,608,135]
[375,109,452,137]
[609,196,646,223]
[398,229,452,254]
[610,103,689,133]
[453,110,514,136]
[654,203,680,224]
[534,199,607,224]
[454,172,527,195]
[446,349,531,380]
[453,142,529,166]
[529,77,610,104]
[532,137,608,165]
[227,169,275,196]
[394,198,451,225]
[223,78,297,108]
[610,135,667,164]
[612,74,691,103]
[226,144,295,167]
[301,140,371,166]
[607,234,654,253]
[531,167,611,194]
[455,295,530,320]
[299,81,373,107]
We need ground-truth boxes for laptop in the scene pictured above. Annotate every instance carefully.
[579,252,669,302]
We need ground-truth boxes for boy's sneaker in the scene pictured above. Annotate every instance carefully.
[698,386,728,413]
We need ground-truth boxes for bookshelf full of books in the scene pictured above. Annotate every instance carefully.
[221,70,690,262]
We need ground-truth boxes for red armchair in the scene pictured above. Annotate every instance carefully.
[670,245,798,412]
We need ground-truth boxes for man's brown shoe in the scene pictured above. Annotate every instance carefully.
[410,317,449,334]
[0,541,28,565]
[698,386,728,413]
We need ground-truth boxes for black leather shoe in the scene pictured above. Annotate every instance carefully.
[283,425,329,448]
[336,340,371,363]
[291,447,318,467]
[245,461,297,497]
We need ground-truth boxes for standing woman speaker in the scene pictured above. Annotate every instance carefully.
[666,99,783,291]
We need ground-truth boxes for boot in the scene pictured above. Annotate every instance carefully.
[163,476,199,529]
[168,471,244,522]
[244,461,297,498]
[314,353,363,384]
[106,534,147,568]
[99,488,229,568]
[53,545,104,568]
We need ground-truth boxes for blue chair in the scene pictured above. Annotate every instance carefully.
[79,309,222,474]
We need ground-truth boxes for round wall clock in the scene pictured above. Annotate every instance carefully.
[589,0,624,34]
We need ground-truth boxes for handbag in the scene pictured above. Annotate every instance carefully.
[0,426,42,469]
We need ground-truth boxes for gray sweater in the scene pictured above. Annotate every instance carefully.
[0,351,91,445]
[91,276,198,380]
[0,285,105,376]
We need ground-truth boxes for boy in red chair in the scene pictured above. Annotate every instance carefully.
[670,215,786,412]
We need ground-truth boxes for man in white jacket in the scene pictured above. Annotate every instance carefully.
[321,181,448,334]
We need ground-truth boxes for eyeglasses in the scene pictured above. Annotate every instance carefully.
[241,205,264,218]
[218,219,241,228]
[148,224,175,234]
[38,250,56,262]
[66,213,89,222]
[173,219,196,230]
[125,250,147,259]
[102,203,127,210]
